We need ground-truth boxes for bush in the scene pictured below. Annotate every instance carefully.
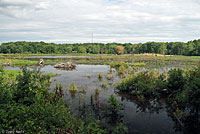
[117,71,157,96]
[0,68,107,133]
[167,68,186,94]
[108,95,123,114]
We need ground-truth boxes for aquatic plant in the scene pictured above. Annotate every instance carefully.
[69,82,78,91]
[101,81,107,88]
[87,74,91,79]
[109,67,113,73]
[79,89,87,94]
[117,65,127,75]
[98,73,103,79]
[54,84,64,102]
[117,71,157,96]
[90,94,94,105]
[116,64,200,116]
[108,95,124,114]
[106,73,113,80]
[95,88,99,95]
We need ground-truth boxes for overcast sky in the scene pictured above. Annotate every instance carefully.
[0,0,200,43]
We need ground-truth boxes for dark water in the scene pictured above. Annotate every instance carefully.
[4,65,184,134]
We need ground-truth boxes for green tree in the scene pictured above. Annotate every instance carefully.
[77,46,86,53]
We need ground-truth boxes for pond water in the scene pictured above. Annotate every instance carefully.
[4,65,184,134]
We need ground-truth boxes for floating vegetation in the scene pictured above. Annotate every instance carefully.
[54,84,64,102]
[118,65,127,75]
[98,73,103,79]
[87,74,91,79]
[69,82,78,91]
[69,82,78,96]
[109,67,113,73]
[95,88,99,95]
[79,89,87,94]
[106,73,114,80]
[101,81,107,88]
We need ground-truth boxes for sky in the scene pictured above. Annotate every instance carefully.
[0,0,200,43]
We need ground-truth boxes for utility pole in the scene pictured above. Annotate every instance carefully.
[92,32,93,44]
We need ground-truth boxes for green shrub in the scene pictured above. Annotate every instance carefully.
[117,71,157,96]
[167,68,186,94]
[118,65,127,75]
[0,68,108,133]
[108,95,123,114]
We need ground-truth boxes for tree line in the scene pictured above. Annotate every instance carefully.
[0,39,200,56]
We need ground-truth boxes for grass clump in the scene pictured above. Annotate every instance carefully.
[98,73,103,79]
[3,69,22,79]
[106,74,114,80]
[101,81,107,88]
[95,88,99,95]
[69,82,78,91]
[79,89,87,94]
[87,74,91,79]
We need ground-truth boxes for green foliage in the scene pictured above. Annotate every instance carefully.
[0,68,108,133]
[108,95,124,114]
[3,69,22,80]
[77,46,87,53]
[117,64,200,114]
[0,67,14,105]
[112,123,128,134]
[87,74,91,78]
[178,64,200,108]
[155,74,168,92]
[98,73,103,79]
[101,81,107,88]
[79,89,87,94]
[95,88,99,95]
[117,71,157,96]
[69,82,78,91]
[118,65,127,75]
[66,47,72,53]
[110,62,129,69]
[167,69,186,94]
[106,74,114,80]
[14,68,49,105]
[0,59,37,66]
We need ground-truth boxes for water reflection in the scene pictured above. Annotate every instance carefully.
[118,92,200,134]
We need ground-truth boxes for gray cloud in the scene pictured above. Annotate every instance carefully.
[0,0,200,43]
[0,0,31,7]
